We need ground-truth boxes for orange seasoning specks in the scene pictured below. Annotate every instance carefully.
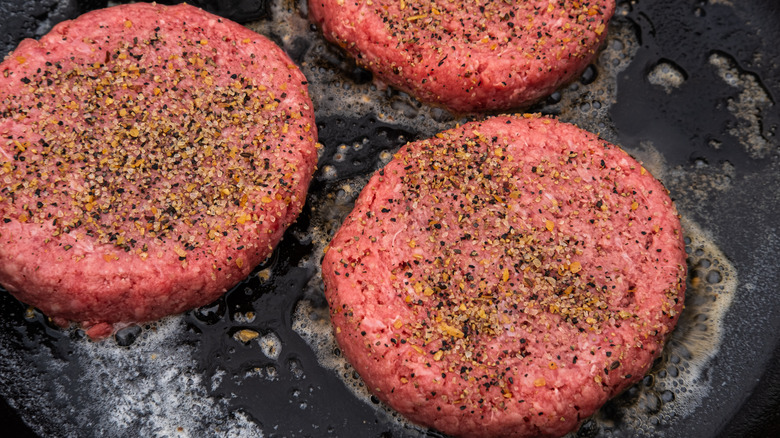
[321,115,687,438]
[0,6,313,262]
[310,0,615,112]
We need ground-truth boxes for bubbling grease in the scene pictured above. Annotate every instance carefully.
[647,61,687,94]
[708,52,774,159]
[76,317,265,437]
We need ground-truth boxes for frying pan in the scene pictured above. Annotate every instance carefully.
[1,0,779,436]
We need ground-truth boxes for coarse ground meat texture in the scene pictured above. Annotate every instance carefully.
[308,0,615,113]
[0,3,318,339]
[322,115,686,438]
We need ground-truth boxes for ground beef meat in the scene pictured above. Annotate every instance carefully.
[309,0,615,113]
[322,115,686,437]
[0,3,318,338]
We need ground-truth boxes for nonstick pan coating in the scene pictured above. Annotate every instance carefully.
[1,0,778,437]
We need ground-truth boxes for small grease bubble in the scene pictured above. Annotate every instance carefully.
[320,165,337,180]
[378,150,393,164]
[114,325,142,347]
[579,65,598,85]
[706,270,723,284]
[259,332,282,360]
[233,311,256,324]
[647,61,686,93]
[547,91,562,104]
[642,392,661,414]
[193,300,225,325]
[265,364,279,381]
[288,358,305,380]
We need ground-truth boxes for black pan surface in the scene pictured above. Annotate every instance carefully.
[1,0,778,437]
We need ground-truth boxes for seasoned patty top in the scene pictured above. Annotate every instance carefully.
[0,3,316,261]
[309,0,615,112]
[376,0,610,50]
[323,115,686,437]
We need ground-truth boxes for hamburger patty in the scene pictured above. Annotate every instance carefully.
[322,115,686,437]
[0,3,318,338]
[308,0,615,113]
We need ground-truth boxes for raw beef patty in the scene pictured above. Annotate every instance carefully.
[309,0,615,113]
[0,3,318,338]
[322,115,686,437]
